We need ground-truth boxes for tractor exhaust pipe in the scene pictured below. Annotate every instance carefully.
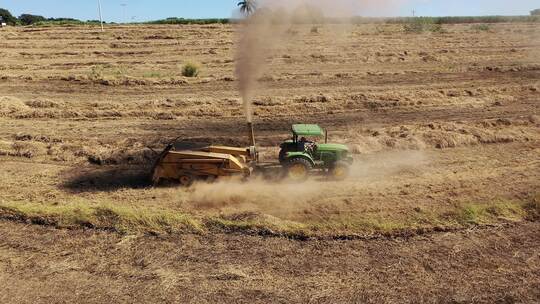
[247,122,256,147]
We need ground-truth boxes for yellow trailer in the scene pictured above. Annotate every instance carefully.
[152,123,259,187]
[152,144,255,186]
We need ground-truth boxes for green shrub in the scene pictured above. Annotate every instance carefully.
[143,71,162,78]
[147,17,229,25]
[429,24,447,33]
[88,64,127,81]
[181,62,199,77]
[403,17,445,34]
[403,21,425,33]
[32,20,85,27]
[387,15,540,25]
[471,24,491,31]
[19,14,46,25]
[89,65,105,80]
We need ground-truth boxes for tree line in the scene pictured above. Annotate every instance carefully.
[1,5,539,27]
[0,8,93,26]
[0,7,229,26]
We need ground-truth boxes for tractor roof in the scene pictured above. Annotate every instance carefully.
[291,124,325,137]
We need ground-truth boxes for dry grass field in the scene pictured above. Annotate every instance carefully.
[0,22,539,302]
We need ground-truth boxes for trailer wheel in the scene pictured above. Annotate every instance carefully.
[178,174,194,187]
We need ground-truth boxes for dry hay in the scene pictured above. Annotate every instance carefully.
[0,96,30,116]
[24,99,59,109]
[344,118,537,154]
[0,140,47,159]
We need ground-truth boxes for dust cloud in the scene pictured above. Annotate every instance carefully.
[350,150,427,179]
[185,178,322,216]
[183,150,428,215]
[235,12,284,123]
[235,0,405,123]
[231,0,429,215]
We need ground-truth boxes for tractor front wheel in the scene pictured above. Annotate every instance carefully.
[330,162,350,181]
[286,158,312,182]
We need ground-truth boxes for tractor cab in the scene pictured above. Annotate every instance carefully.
[279,124,325,163]
[279,124,353,181]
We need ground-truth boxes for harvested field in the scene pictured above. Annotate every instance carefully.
[0,22,539,302]
[1,220,539,303]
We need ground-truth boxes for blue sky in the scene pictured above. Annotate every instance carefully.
[0,0,538,22]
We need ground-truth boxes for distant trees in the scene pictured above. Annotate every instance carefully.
[0,8,18,25]
[147,17,229,25]
[47,17,80,23]
[19,14,46,25]
[0,8,85,26]
[531,9,540,16]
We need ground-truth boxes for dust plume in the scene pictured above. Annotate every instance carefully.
[235,0,405,123]
[182,150,428,217]
[235,12,284,123]
[350,150,427,180]
[184,178,324,216]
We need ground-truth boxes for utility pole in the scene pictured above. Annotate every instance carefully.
[412,9,416,17]
[97,0,104,31]
[121,3,127,24]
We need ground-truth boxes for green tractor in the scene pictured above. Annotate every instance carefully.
[278,124,353,181]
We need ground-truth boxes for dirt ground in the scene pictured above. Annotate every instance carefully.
[0,22,539,302]
[1,220,539,303]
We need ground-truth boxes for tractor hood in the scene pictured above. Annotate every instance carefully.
[317,143,349,152]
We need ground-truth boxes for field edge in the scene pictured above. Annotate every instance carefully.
[0,195,538,239]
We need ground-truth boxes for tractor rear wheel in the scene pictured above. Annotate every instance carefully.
[330,161,350,181]
[286,158,312,181]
